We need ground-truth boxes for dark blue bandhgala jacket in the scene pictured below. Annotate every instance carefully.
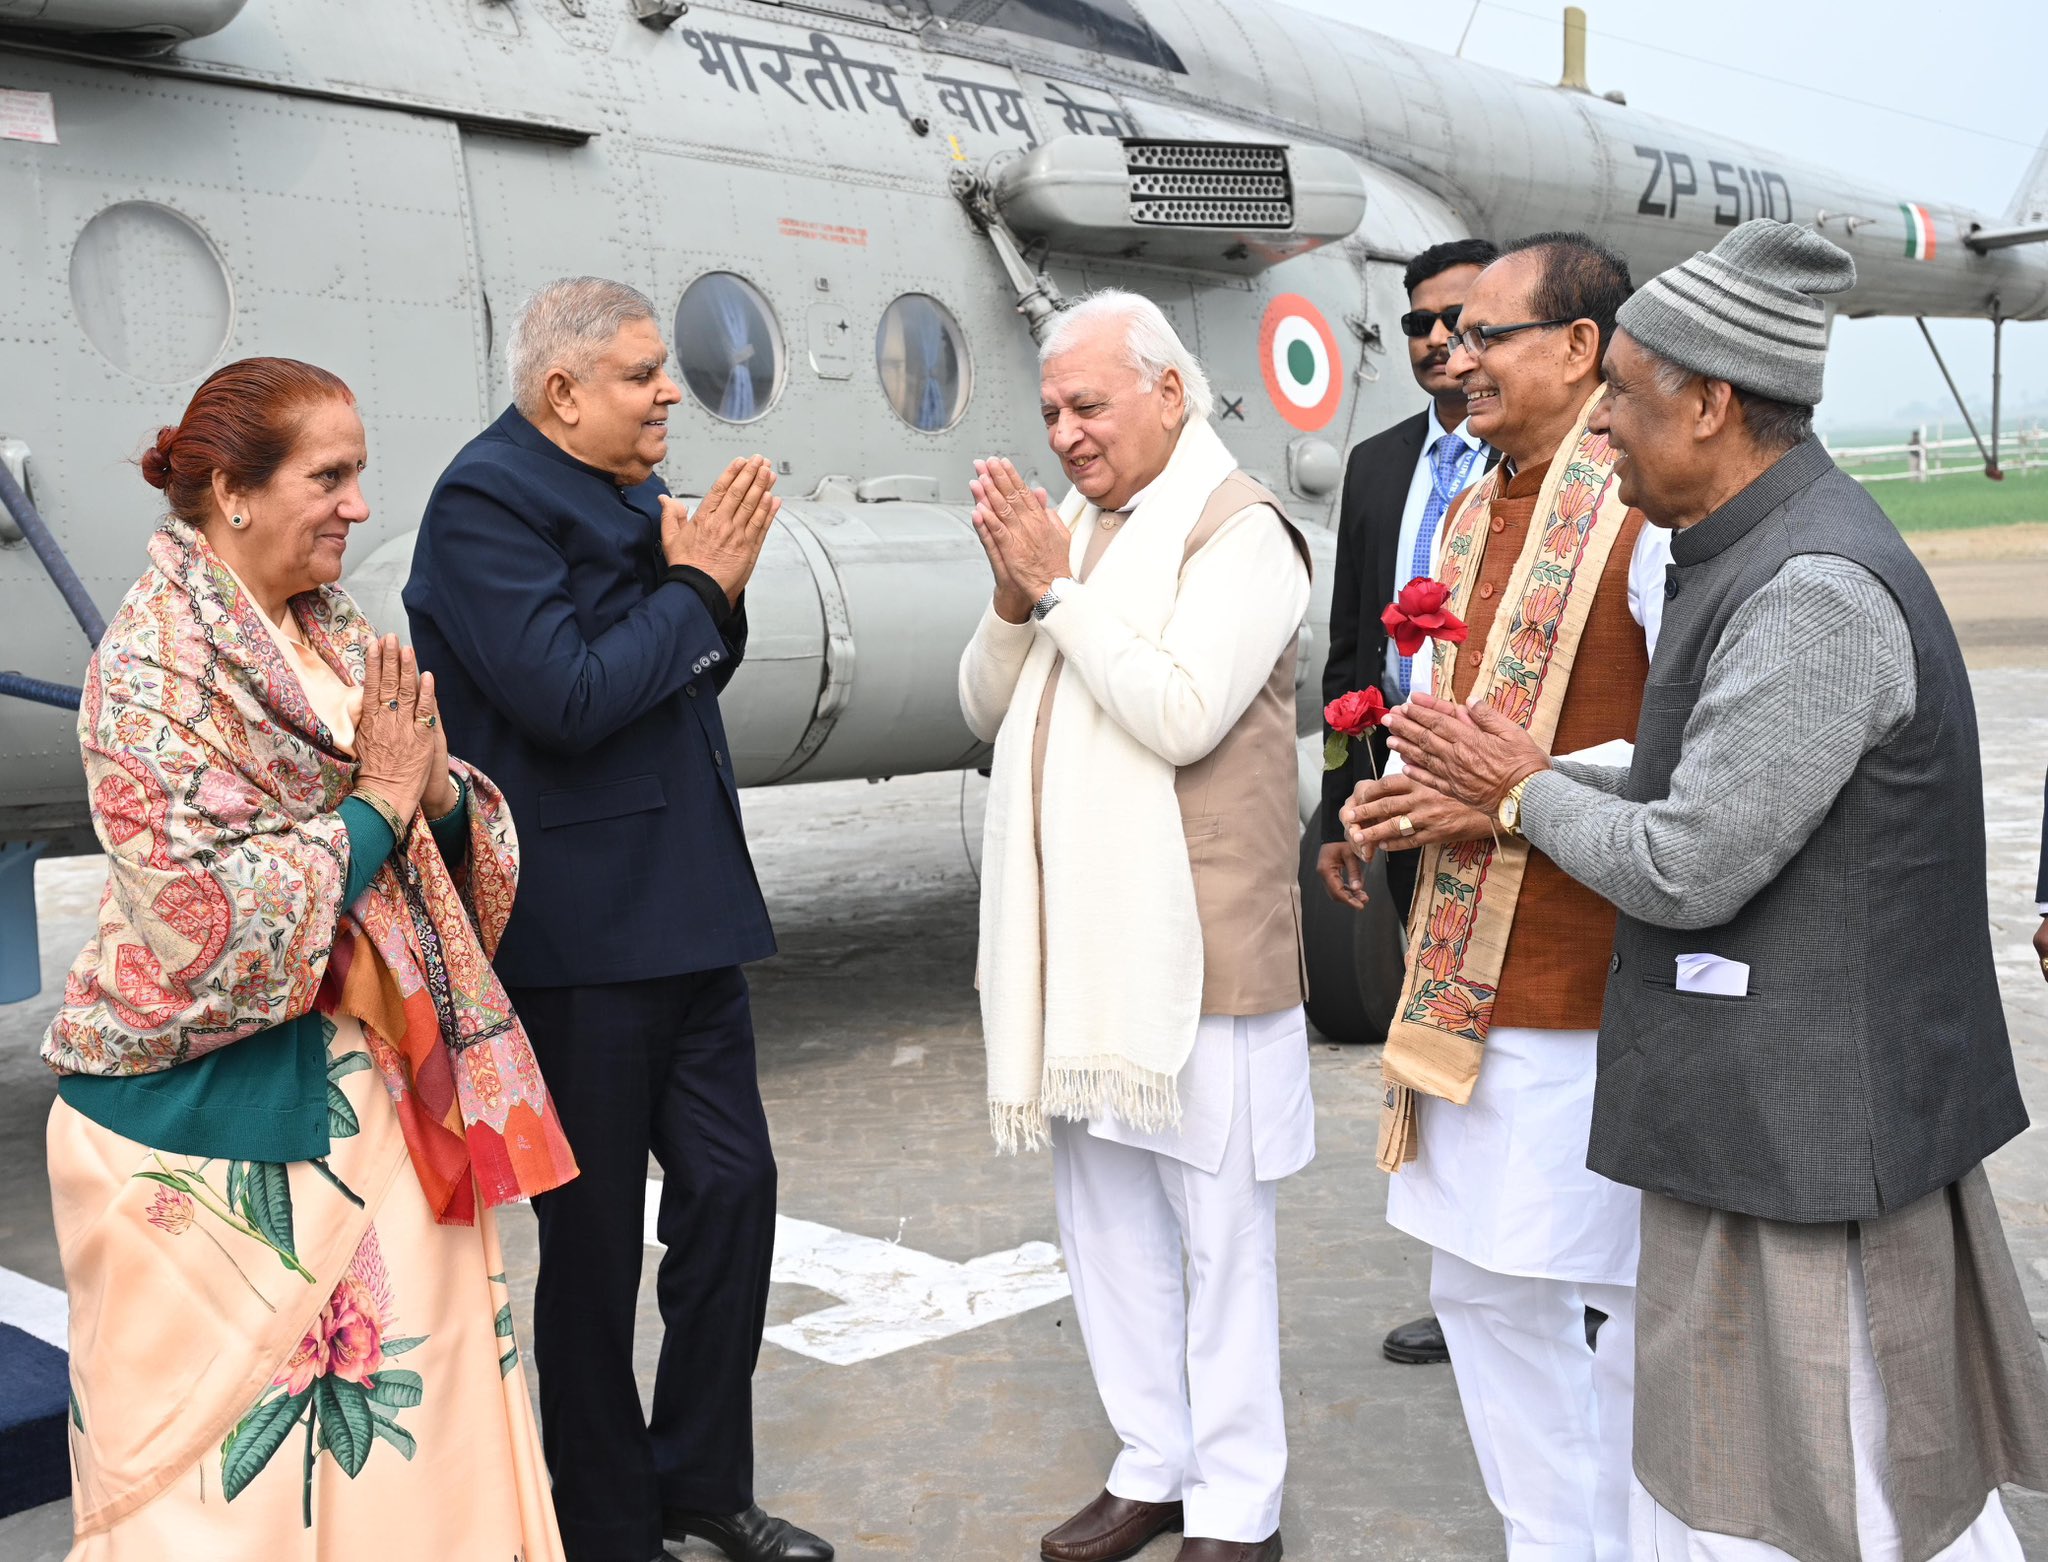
[403,406,775,988]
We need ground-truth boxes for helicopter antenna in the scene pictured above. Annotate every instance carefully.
[1453,0,1480,57]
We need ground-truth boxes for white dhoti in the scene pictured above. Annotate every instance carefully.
[1630,1239,2027,1562]
[1051,1007,1313,1543]
[1386,1024,1641,1562]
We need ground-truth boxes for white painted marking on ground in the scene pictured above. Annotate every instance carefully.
[890,1044,926,1067]
[642,1179,1069,1367]
[0,1266,68,1350]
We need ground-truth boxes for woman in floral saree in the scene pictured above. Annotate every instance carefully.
[43,357,576,1560]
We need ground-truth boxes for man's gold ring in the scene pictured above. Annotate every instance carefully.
[1396,815,1416,837]
[385,698,400,711]
[416,715,437,728]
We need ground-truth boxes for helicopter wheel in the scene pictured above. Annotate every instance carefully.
[1297,806,1407,1045]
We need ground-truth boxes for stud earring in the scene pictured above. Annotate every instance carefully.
[228,513,248,529]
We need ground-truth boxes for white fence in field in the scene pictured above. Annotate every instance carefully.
[1826,420,2047,483]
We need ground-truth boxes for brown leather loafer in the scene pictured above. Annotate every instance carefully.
[1174,1533,1282,1561]
[1040,1489,1185,1562]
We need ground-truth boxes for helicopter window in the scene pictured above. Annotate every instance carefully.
[876,294,970,433]
[70,203,234,385]
[674,272,784,423]
[921,0,1185,73]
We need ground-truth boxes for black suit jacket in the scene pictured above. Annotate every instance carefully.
[2038,767,2047,906]
[403,407,775,988]
[1319,410,1430,842]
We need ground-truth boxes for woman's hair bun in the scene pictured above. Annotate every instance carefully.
[139,427,176,491]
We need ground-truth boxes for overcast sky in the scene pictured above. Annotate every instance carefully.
[1277,0,2047,436]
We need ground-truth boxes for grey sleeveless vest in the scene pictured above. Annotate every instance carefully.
[1587,439,2026,1223]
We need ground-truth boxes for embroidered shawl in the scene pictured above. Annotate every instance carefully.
[1378,388,1631,1173]
[44,518,576,1221]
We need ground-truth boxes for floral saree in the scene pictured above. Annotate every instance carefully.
[44,518,569,1557]
[50,1012,562,1559]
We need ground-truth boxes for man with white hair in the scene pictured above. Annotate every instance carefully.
[959,292,1313,1562]
[406,278,833,1562]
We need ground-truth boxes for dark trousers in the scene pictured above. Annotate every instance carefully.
[1385,844,1420,923]
[511,966,778,1562]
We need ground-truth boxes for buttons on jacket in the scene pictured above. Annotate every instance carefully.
[686,684,699,698]
[713,750,725,768]
[1479,583,1495,600]
[691,649,725,676]
[1609,952,1622,974]
[1489,516,1505,534]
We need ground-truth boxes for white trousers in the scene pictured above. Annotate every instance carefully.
[1630,1243,2024,1562]
[1050,1084,1286,1542]
[1430,1249,1637,1562]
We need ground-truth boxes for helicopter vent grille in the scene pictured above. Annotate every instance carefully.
[1123,141,1294,228]
[1130,172,1289,201]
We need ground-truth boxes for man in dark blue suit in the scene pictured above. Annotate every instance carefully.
[404,277,831,1562]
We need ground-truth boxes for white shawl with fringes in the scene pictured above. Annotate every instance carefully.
[958,421,1247,1152]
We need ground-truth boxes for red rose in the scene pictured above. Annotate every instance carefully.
[1380,577,1471,659]
[1323,687,1388,739]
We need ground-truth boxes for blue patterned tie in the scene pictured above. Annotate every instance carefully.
[1399,433,1483,697]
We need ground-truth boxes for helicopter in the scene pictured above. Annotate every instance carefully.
[2,0,2043,1039]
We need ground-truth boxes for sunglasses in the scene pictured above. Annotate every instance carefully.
[1399,306,1463,340]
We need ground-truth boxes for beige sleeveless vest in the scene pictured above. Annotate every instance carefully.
[1031,470,1309,1016]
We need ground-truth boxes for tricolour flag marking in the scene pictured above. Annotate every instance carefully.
[1901,202,1937,261]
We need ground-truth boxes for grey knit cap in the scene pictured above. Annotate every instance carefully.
[1614,219,1856,406]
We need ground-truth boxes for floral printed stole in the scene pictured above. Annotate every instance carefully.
[1378,387,1631,1173]
[45,517,576,1218]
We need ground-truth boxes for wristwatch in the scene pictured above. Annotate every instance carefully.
[1030,579,1069,622]
[1498,774,1534,838]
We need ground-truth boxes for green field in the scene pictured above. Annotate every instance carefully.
[1860,466,2048,532]
[1820,422,2048,531]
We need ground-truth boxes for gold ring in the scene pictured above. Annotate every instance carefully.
[1397,814,1416,836]
[386,698,400,711]
[415,715,437,728]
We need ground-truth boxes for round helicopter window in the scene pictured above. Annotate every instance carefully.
[674,272,783,423]
[876,294,970,432]
[70,203,234,384]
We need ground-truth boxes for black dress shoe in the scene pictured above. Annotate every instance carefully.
[1382,1313,1450,1364]
[663,1503,834,1562]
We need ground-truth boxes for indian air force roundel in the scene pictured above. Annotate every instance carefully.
[1259,293,1343,430]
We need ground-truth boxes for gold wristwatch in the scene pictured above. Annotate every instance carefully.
[1498,774,1534,839]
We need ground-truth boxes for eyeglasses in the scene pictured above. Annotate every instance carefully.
[1399,306,1462,339]
[1453,319,1570,357]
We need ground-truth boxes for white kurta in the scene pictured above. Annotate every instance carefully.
[1385,1025,1640,1285]
[1089,1005,1314,1178]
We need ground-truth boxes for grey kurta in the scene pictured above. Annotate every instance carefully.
[1637,1172,2048,1562]
[1522,551,2048,1561]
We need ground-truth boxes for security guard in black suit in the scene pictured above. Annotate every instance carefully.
[1315,238,1498,1366]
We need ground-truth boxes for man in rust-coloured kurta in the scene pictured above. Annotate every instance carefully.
[1341,235,1667,1562]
